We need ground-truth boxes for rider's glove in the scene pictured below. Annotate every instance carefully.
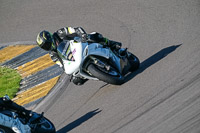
[49,51,59,62]
[81,34,88,42]
[56,61,63,68]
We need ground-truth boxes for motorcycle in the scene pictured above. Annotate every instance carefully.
[0,110,55,133]
[57,36,140,85]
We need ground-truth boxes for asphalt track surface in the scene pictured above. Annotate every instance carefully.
[1,0,200,133]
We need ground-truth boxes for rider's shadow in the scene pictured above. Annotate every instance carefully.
[56,109,101,133]
[124,44,182,83]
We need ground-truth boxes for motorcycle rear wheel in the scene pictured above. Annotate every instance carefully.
[127,53,140,72]
[32,117,55,133]
[87,63,124,85]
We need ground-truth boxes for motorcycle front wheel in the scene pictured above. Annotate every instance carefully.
[0,125,14,133]
[87,63,124,85]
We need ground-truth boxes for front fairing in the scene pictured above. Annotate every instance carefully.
[85,44,130,75]
[82,43,126,74]
[57,40,83,75]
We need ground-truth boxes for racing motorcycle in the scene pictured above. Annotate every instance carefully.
[0,110,55,133]
[58,36,140,85]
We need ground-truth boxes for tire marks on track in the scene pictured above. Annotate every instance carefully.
[109,67,200,133]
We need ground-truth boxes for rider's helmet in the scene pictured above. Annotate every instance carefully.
[36,30,54,51]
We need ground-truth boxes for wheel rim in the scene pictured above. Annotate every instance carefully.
[0,129,6,133]
[95,65,120,77]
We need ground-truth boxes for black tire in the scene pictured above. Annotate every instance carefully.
[0,125,14,133]
[87,64,124,85]
[33,117,56,133]
[128,53,140,72]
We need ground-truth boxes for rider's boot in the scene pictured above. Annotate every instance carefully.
[71,76,88,85]
[70,75,88,85]
[107,40,122,50]
[88,32,122,50]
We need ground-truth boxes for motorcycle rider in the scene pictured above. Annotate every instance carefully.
[36,27,122,85]
[0,95,56,133]
[0,95,32,117]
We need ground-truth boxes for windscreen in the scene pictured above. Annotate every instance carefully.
[57,41,75,61]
